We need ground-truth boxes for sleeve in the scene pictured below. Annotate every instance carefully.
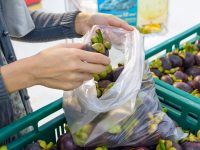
[0,75,10,100]
[11,11,82,42]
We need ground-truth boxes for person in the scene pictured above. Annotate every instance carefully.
[0,0,133,143]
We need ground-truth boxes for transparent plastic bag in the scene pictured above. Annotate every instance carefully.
[63,25,184,147]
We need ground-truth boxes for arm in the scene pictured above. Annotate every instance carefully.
[11,11,82,42]
[12,11,134,43]
[0,43,110,93]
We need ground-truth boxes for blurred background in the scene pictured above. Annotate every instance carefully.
[14,0,200,111]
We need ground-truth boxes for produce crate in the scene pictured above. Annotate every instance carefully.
[145,23,200,130]
[1,86,200,150]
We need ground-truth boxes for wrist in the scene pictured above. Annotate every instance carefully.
[75,12,91,35]
[0,56,38,93]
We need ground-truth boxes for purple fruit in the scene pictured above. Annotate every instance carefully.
[83,44,109,57]
[160,57,172,70]
[57,133,80,150]
[195,39,200,51]
[150,68,162,78]
[102,71,113,81]
[168,55,183,67]
[173,142,182,150]
[25,143,42,150]
[161,75,173,85]
[174,71,189,82]
[181,141,200,150]
[173,82,193,93]
[84,44,96,52]
[113,66,124,82]
[103,49,109,57]
[186,81,195,89]
[181,52,195,68]
[98,80,112,89]
[195,52,200,65]
[193,75,200,90]
[185,66,200,77]
[135,147,150,150]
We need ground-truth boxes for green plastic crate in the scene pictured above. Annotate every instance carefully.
[0,87,200,150]
[145,23,200,131]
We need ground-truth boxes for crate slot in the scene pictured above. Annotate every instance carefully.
[186,112,198,126]
[179,33,197,45]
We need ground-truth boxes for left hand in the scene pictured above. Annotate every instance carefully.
[75,12,134,35]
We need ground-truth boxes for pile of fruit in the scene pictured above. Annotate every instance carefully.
[150,40,200,98]
[84,29,124,98]
[0,127,199,150]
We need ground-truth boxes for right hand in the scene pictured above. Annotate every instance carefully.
[1,43,110,93]
[32,43,110,90]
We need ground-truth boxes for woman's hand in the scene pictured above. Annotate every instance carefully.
[1,43,110,93]
[75,12,134,35]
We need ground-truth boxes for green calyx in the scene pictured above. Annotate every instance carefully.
[104,41,111,50]
[95,146,108,150]
[108,124,122,134]
[0,146,8,150]
[91,35,99,43]
[92,43,105,53]
[93,74,100,81]
[96,29,104,43]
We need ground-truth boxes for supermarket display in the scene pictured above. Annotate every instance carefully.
[63,25,182,148]
[150,40,200,98]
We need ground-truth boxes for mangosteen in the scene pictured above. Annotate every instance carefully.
[135,147,150,150]
[180,52,195,68]
[25,143,42,150]
[195,52,200,65]
[113,66,124,82]
[185,66,200,77]
[193,75,200,90]
[168,55,183,67]
[25,141,56,150]
[161,75,173,85]
[98,80,112,89]
[160,57,172,70]
[183,42,198,54]
[181,141,200,150]
[186,81,195,89]
[57,133,81,150]
[174,71,189,82]
[195,39,200,51]
[150,68,161,78]
[83,44,96,53]
[173,82,193,93]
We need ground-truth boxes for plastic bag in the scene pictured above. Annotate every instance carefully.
[63,25,183,147]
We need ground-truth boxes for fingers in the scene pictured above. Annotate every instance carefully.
[43,79,83,91]
[67,72,93,82]
[78,62,107,74]
[78,50,110,65]
[65,43,85,49]
[107,15,134,31]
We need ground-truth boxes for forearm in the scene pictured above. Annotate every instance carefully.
[12,11,81,42]
[1,56,37,93]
